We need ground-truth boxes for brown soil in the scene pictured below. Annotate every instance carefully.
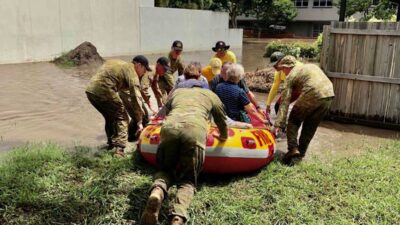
[244,68,276,93]
[53,41,104,66]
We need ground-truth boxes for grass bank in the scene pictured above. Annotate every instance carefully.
[0,142,399,224]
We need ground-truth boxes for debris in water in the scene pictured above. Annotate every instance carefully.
[52,41,104,68]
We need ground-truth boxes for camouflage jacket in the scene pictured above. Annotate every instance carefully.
[163,88,228,147]
[169,52,185,75]
[140,65,155,103]
[275,64,335,128]
[86,59,144,123]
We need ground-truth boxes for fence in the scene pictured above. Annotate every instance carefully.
[320,22,400,129]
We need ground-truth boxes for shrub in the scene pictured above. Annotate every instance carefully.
[264,40,319,59]
[315,33,324,60]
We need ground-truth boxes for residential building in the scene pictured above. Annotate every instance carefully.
[237,0,339,38]
[288,0,339,37]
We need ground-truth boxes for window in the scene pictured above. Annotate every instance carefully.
[313,0,332,7]
[293,0,309,7]
[312,23,324,37]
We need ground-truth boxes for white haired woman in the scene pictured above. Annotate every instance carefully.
[215,64,268,125]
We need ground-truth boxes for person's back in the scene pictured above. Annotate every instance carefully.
[141,87,227,225]
[164,88,226,135]
[288,64,334,100]
[215,81,249,121]
[210,74,249,94]
[86,59,139,99]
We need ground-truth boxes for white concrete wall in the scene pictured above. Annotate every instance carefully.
[0,0,242,64]
[139,7,242,53]
[0,0,140,64]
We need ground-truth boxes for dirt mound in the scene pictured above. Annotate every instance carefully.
[53,42,104,67]
[244,68,276,93]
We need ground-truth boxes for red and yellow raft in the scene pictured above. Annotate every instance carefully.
[138,120,276,174]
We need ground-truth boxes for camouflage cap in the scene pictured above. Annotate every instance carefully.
[277,55,296,68]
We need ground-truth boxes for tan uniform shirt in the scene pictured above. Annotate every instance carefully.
[140,65,155,103]
[169,52,185,75]
[275,64,335,128]
[86,59,144,123]
[163,88,228,147]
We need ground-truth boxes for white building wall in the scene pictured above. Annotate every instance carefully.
[295,7,339,21]
[0,0,141,64]
[294,0,339,21]
[0,0,242,64]
[139,7,242,53]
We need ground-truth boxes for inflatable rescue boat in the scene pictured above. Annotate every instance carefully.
[138,119,276,174]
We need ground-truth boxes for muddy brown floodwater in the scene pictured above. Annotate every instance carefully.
[0,43,398,160]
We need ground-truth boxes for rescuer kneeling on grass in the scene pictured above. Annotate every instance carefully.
[273,56,335,165]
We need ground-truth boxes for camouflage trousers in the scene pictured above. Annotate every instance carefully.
[150,124,206,221]
[151,75,174,108]
[119,91,149,141]
[86,92,129,148]
[287,97,333,156]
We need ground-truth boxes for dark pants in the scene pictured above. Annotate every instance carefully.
[86,92,129,148]
[150,125,205,221]
[287,97,333,156]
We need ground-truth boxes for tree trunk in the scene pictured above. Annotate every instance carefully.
[339,0,347,21]
[397,0,400,22]
[231,15,237,28]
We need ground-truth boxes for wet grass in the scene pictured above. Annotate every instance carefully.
[0,141,399,224]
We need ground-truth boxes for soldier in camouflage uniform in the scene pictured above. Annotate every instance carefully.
[123,56,157,141]
[274,56,335,164]
[141,80,228,225]
[86,59,147,156]
[151,57,175,108]
[169,40,185,75]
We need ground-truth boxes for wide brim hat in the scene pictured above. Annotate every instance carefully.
[212,41,230,52]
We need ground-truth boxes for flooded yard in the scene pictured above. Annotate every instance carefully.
[0,43,398,159]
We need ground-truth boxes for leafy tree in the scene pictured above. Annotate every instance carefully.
[156,0,214,9]
[335,0,397,21]
[259,0,297,26]
[155,0,170,7]
[372,0,398,20]
[210,0,253,28]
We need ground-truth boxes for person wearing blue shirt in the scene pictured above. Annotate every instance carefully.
[215,64,268,124]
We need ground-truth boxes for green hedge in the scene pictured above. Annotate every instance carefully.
[264,35,323,60]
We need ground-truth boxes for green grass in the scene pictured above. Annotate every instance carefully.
[51,52,77,68]
[0,142,399,225]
